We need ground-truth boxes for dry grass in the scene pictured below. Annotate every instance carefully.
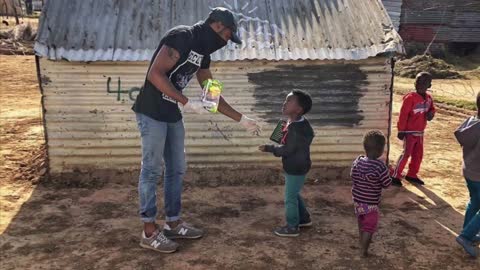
[394,75,479,111]
[395,55,462,79]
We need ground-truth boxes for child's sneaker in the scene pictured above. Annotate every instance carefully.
[405,176,425,185]
[163,222,204,239]
[274,226,300,237]
[140,230,179,253]
[391,178,403,187]
[456,235,479,257]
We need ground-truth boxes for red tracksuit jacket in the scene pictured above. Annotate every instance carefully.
[392,92,436,179]
[398,92,436,134]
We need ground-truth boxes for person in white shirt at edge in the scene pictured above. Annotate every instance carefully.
[132,7,261,253]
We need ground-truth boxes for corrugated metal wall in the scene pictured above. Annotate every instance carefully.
[400,0,480,43]
[39,57,392,181]
[0,0,23,16]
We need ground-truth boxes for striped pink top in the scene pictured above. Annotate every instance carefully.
[351,156,392,205]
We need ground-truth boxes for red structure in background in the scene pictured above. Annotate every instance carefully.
[398,0,480,55]
[399,25,441,43]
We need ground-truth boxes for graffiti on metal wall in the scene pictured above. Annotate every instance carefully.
[215,0,285,50]
[106,77,140,102]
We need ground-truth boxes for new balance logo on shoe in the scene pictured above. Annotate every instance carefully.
[178,227,189,235]
[151,240,162,248]
[162,223,203,239]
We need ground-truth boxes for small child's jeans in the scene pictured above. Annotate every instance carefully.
[284,174,310,227]
[461,178,480,241]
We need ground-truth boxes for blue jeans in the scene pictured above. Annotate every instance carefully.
[136,113,186,223]
[285,174,310,227]
[461,178,480,240]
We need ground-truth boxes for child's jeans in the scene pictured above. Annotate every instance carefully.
[285,174,310,227]
[461,178,480,240]
[136,113,186,223]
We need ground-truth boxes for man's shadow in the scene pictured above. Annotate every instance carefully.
[382,182,470,258]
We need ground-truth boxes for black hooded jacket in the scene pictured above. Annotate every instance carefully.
[265,118,315,175]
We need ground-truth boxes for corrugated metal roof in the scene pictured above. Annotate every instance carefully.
[34,0,403,62]
[38,57,392,178]
[382,0,403,31]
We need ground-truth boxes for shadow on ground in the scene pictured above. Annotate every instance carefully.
[0,180,478,270]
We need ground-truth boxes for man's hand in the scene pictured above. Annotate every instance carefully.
[182,100,209,114]
[426,111,435,121]
[258,145,267,152]
[240,115,261,135]
[397,132,406,140]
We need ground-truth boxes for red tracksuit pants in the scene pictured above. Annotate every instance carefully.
[392,134,424,179]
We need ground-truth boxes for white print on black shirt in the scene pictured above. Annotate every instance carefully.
[175,73,194,89]
[162,93,177,104]
[187,51,203,66]
[163,50,204,104]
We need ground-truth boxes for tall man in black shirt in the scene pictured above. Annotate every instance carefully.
[132,7,261,253]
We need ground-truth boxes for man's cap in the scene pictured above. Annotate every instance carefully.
[208,7,242,44]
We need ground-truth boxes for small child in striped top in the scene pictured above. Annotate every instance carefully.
[351,130,392,257]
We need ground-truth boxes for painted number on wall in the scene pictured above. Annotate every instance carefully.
[106,77,140,101]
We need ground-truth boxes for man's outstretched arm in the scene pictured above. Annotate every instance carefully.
[196,68,242,121]
[196,69,260,133]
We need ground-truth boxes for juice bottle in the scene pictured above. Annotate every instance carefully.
[202,79,223,113]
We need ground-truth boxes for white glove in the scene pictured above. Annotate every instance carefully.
[182,100,215,114]
[240,115,261,135]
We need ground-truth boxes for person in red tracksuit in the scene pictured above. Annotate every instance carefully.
[391,72,435,187]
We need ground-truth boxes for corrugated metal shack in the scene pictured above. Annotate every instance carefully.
[399,0,480,54]
[0,0,23,16]
[34,0,403,184]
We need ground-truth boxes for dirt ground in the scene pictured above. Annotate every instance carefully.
[0,18,39,31]
[0,17,38,55]
[1,55,479,269]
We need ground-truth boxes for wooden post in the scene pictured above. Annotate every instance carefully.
[13,1,20,24]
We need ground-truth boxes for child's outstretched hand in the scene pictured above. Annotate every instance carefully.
[258,145,268,152]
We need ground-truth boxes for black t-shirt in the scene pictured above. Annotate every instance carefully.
[132,25,211,122]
